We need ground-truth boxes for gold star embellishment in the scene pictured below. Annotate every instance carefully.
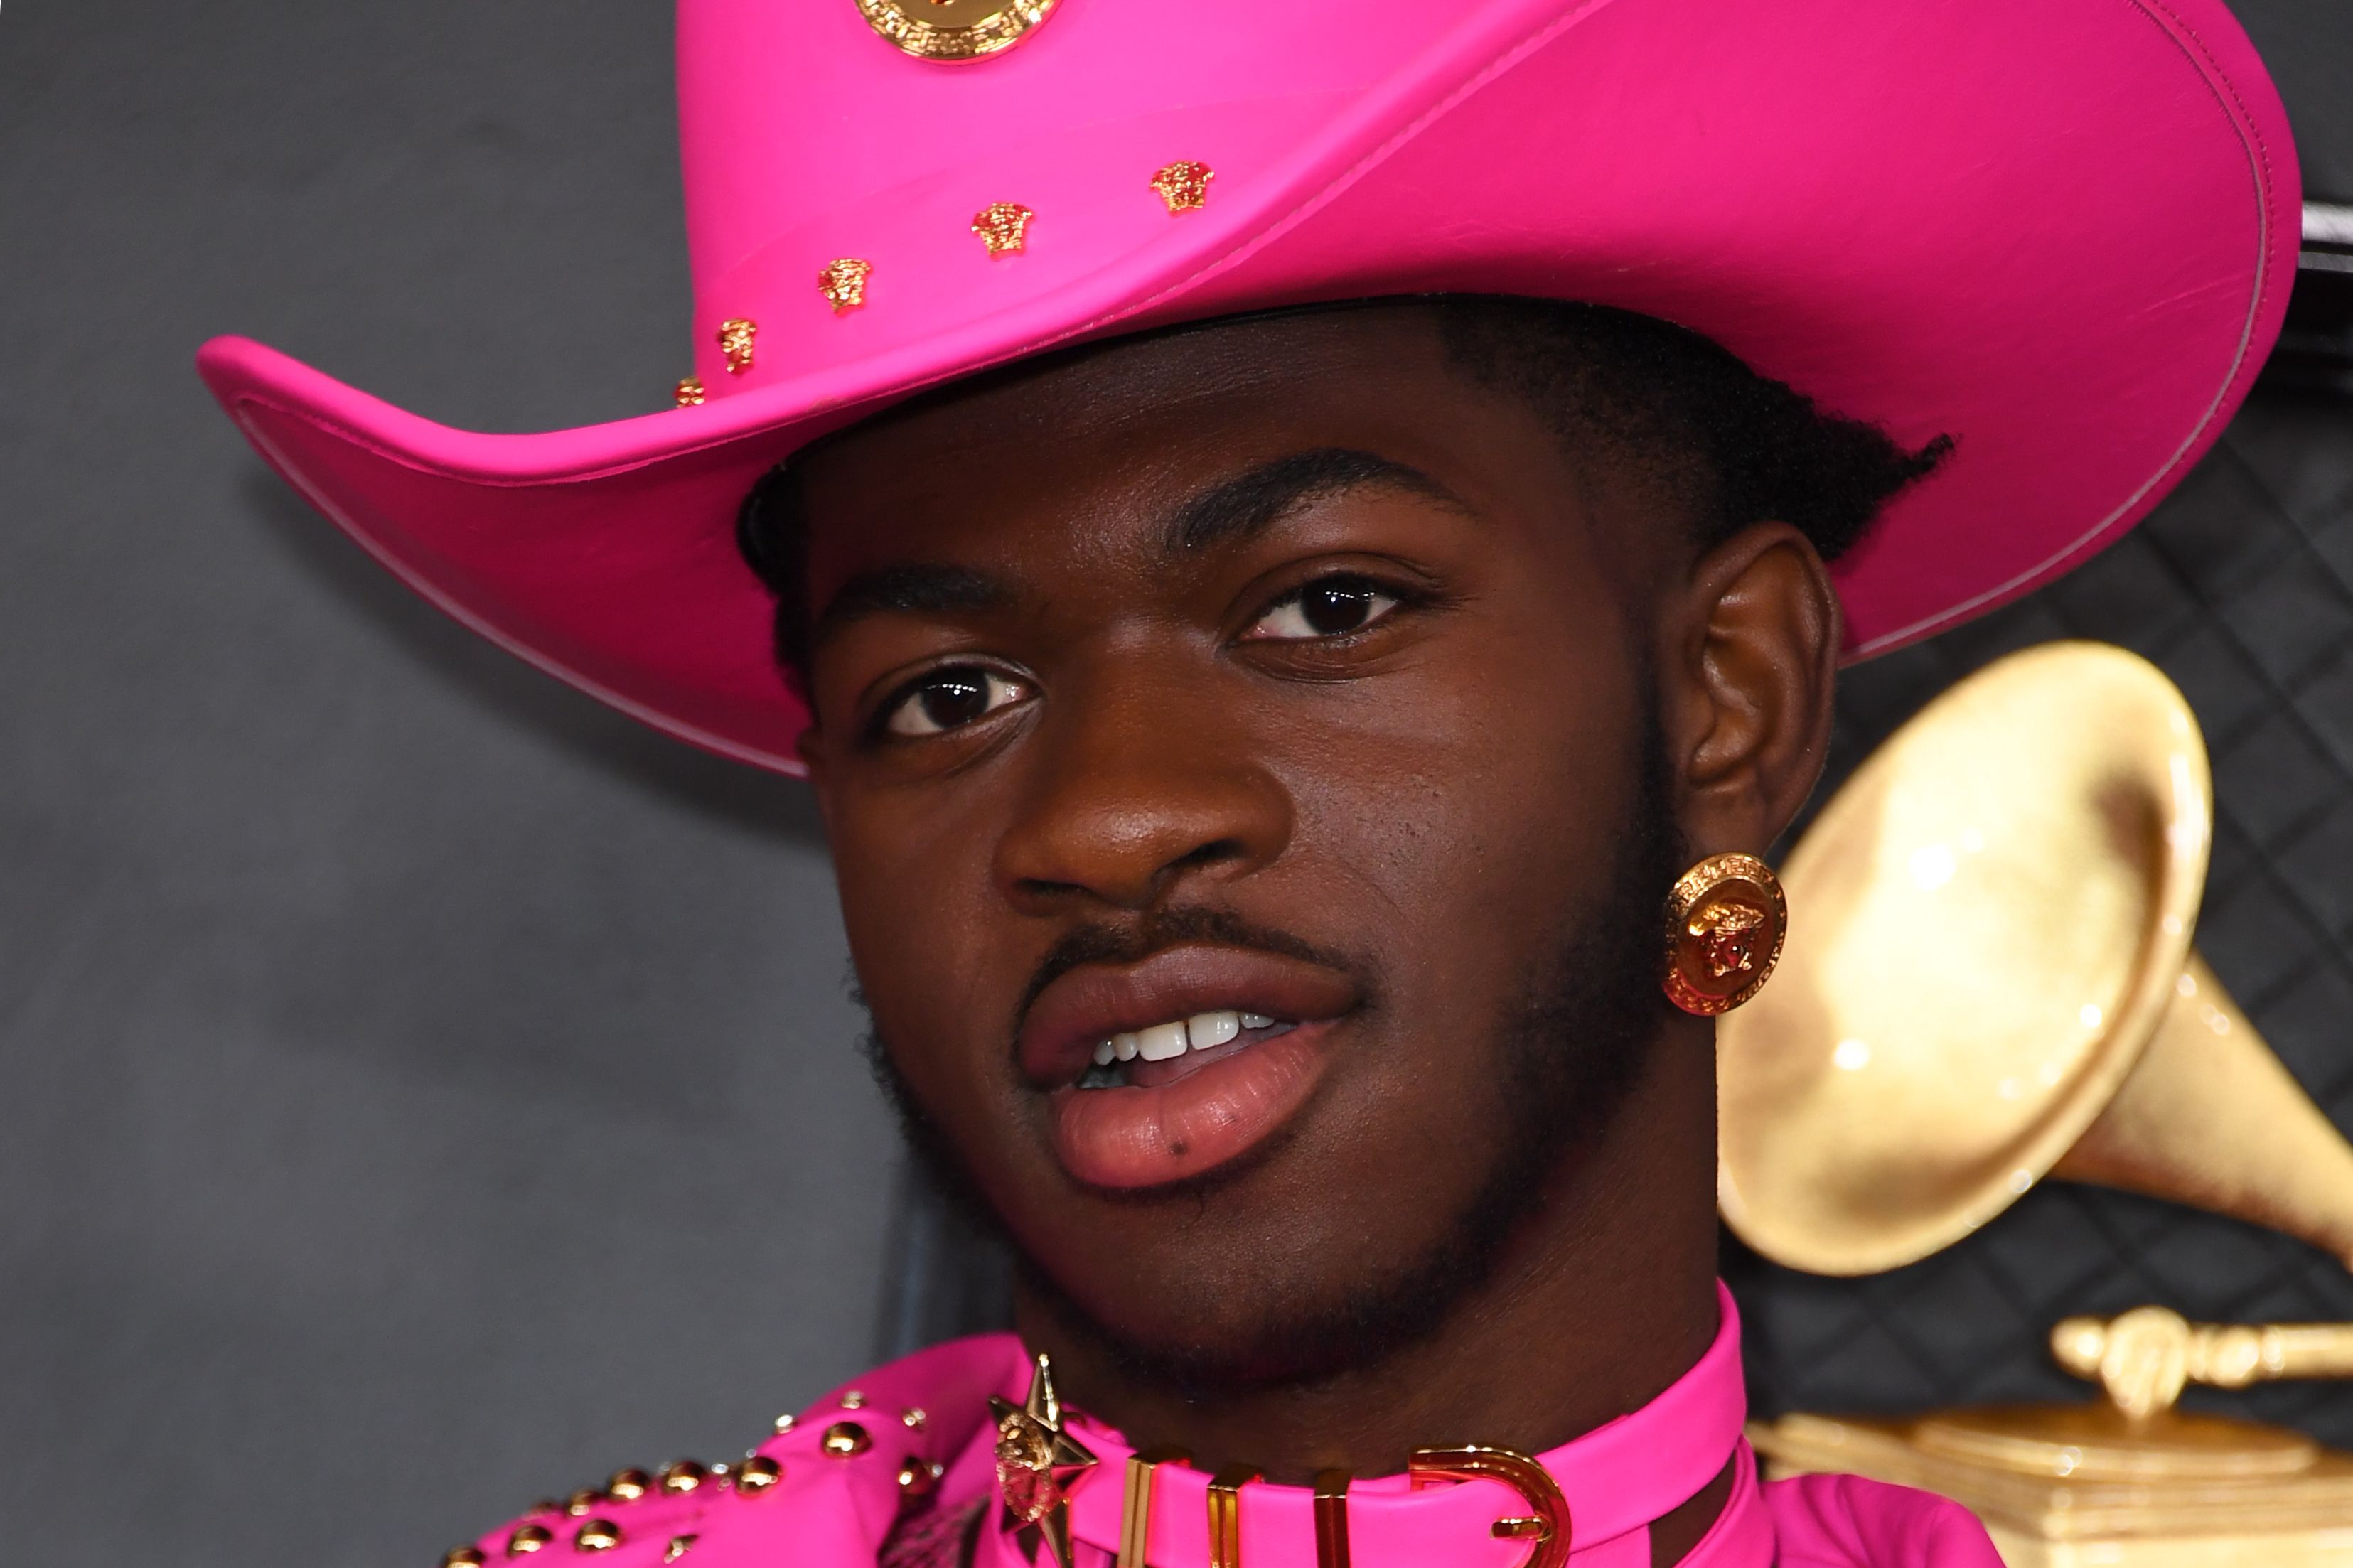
[990,1353,1098,1568]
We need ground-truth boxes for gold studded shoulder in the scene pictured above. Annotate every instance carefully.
[439,1455,774,1568]
[436,1392,955,1568]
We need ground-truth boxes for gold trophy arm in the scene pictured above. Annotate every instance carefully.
[2053,1306,2353,1419]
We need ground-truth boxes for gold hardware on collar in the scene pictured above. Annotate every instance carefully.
[818,258,873,313]
[1207,1464,1260,1568]
[1312,1471,1352,1568]
[854,0,1061,62]
[1149,161,1214,214]
[1407,1448,1571,1568]
[505,1523,552,1555]
[663,1537,697,1563]
[991,1353,1099,1568]
[1118,1446,1190,1568]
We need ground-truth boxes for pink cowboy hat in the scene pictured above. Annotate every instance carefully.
[198,0,2298,777]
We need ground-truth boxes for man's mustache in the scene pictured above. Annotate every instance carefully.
[1010,905,1368,1047]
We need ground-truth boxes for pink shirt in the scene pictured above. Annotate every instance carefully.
[461,1287,2000,1568]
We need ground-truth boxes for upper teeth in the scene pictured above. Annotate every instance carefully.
[1090,1010,1273,1067]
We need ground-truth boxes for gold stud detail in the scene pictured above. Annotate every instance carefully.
[774,1413,798,1434]
[840,1390,867,1410]
[573,1520,623,1554]
[716,319,756,375]
[673,375,706,408]
[818,259,872,313]
[564,1491,605,1517]
[606,1469,650,1503]
[507,1525,553,1557]
[530,1500,563,1518]
[734,1454,783,1494]
[897,1457,942,1500]
[664,1537,698,1564]
[657,1460,707,1495]
[822,1420,872,1459]
[971,203,1034,257]
[1149,161,1214,214]
[444,1549,488,1568]
[901,1407,927,1431]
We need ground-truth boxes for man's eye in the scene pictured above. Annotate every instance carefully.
[1245,576,1401,641]
[881,667,1029,737]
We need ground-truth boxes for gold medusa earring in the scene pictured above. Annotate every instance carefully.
[1662,852,1787,1016]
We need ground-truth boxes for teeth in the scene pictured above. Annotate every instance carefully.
[1081,1011,1284,1080]
[1135,1021,1189,1061]
[1188,1011,1241,1048]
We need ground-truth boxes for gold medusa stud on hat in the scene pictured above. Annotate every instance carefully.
[715,319,756,375]
[971,203,1034,257]
[1662,852,1787,1016]
[818,259,873,313]
[854,0,1061,62]
[1148,161,1214,214]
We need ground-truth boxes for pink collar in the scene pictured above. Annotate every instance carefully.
[977,1284,1755,1568]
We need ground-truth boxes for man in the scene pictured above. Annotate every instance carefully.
[197,1,2298,1565]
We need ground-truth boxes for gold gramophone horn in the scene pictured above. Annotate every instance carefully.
[1718,640,2353,1277]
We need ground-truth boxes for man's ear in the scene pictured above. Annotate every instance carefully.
[1658,522,1841,854]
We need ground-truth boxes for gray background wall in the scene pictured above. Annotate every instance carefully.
[1,5,899,1566]
[0,4,2347,1568]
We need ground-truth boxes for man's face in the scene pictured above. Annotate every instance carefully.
[795,306,1690,1385]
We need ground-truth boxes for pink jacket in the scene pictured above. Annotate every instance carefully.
[454,1289,2000,1568]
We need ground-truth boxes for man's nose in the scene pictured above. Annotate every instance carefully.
[992,667,1292,915]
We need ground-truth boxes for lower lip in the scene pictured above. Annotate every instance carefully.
[1046,1022,1334,1189]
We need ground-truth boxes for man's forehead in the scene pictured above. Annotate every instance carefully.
[795,304,1467,502]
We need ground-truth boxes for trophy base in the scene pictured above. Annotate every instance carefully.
[1753,1406,2353,1568]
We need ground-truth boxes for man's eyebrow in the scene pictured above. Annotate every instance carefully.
[1164,447,1473,553]
[809,562,1012,653]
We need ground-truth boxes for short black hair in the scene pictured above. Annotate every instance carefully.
[736,296,1950,681]
[1432,296,1950,563]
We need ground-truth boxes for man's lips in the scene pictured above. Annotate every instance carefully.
[1017,944,1358,1088]
[1017,944,1361,1191]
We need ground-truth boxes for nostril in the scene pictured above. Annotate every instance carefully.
[1168,837,1248,876]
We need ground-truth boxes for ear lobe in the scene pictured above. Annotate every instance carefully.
[1667,524,1841,851]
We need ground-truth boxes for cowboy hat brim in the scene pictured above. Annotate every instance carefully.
[200,0,2298,776]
